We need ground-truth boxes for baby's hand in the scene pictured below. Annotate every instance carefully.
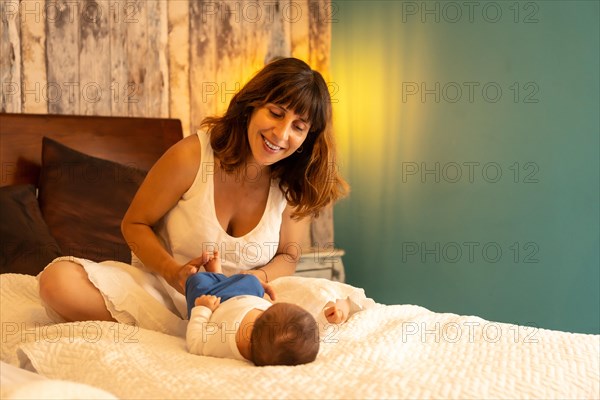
[323,298,352,324]
[324,304,345,324]
[195,295,221,311]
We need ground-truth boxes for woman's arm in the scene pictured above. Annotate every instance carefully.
[121,134,202,292]
[248,204,309,282]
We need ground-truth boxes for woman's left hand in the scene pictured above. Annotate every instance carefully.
[260,281,276,301]
[240,270,276,301]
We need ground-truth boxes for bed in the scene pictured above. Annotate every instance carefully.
[1,113,598,399]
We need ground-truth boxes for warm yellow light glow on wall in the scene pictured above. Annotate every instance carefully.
[331,12,432,183]
[332,1,600,334]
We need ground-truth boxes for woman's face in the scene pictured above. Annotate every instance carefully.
[247,103,311,166]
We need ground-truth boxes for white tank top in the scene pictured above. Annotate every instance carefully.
[144,130,287,276]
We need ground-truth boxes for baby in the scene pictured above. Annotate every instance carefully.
[185,251,320,366]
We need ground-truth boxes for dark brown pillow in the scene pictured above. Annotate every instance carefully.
[38,137,146,263]
[0,184,62,275]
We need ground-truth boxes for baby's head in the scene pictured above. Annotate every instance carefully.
[250,303,320,366]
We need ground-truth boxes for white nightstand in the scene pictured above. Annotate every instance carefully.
[295,248,345,282]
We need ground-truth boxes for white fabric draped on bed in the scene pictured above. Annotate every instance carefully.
[1,273,598,399]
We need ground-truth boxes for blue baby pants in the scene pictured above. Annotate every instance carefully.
[185,273,264,318]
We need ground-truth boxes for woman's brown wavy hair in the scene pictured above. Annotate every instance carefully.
[201,57,349,219]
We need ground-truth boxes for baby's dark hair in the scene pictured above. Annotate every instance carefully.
[250,303,320,366]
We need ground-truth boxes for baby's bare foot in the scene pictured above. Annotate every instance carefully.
[204,250,221,273]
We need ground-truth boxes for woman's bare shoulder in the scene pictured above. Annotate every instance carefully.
[158,133,202,174]
[137,133,203,201]
[122,134,203,229]
[170,133,202,160]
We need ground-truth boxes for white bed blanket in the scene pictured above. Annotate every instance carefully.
[1,273,598,399]
[0,361,117,400]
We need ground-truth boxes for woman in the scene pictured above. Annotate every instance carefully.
[38,58,348,325]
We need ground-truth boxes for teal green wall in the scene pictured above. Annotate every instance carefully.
[331,0,599,333]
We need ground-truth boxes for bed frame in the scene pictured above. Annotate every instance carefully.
[0,113,184,187]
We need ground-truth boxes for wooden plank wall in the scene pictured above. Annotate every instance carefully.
[0,0,336,249]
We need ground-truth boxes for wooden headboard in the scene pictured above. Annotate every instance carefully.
[0,113,183,187]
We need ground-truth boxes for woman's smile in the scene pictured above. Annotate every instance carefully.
[262,135,284,152]
[248,104,309,165]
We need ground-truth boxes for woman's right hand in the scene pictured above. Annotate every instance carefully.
[167,253,213,294]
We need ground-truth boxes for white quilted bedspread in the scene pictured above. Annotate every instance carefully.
[1,273,598,399]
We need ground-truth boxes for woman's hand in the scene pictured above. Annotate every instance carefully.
[166,253,213,294]
[240,270,276,302]
[260,281,276,302]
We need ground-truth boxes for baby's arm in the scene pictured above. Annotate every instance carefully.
[186,295,221,355]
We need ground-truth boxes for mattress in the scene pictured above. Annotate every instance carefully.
[1,273,598,399]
